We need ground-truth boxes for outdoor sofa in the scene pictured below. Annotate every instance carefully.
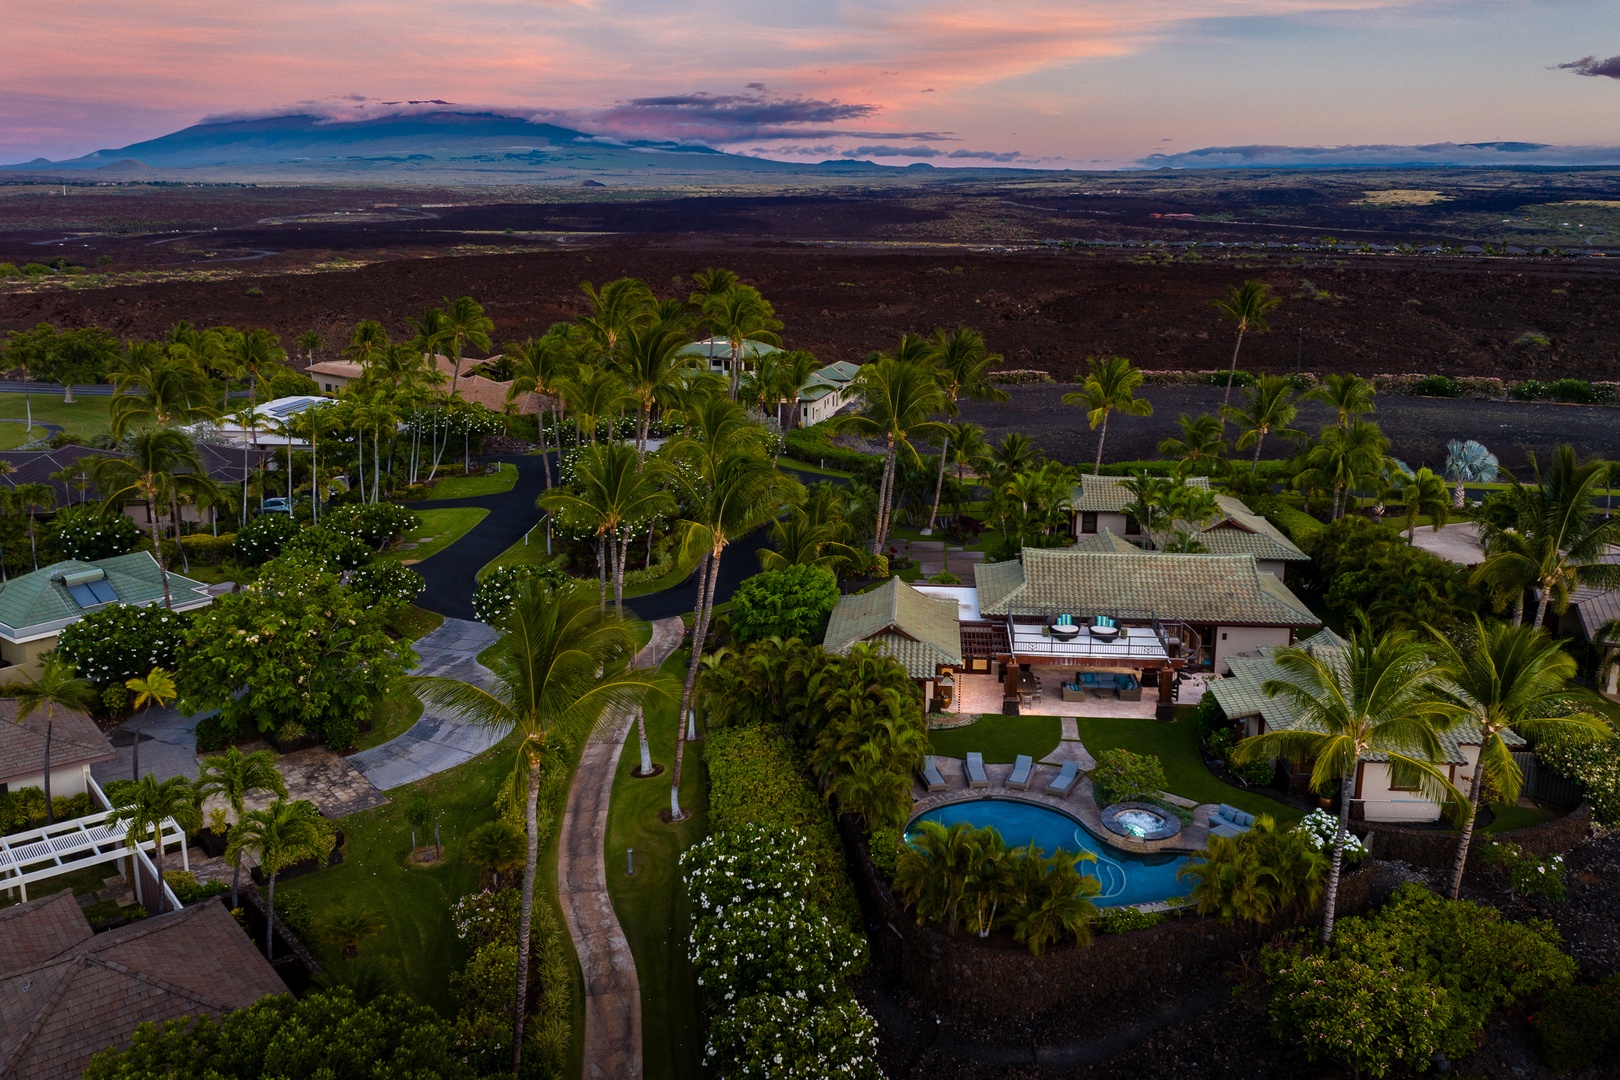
[1209,803,1256,838]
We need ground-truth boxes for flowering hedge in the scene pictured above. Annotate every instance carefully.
[704,993,881,1079]
[471,562,573,624]
[48,508,139,561]
[348,561,425,609]
[1297,808,1368,865]
[234,513,301,564]
[55,603,191,686]
[1535,731,1620,826]
[325,503,419,548]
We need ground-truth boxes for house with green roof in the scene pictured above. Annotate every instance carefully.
[0,553,211,680]
[796,362,861,426]
[1210,630,1519,823]
[823,577,964,711]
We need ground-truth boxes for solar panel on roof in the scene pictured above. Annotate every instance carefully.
[66,578,117,607]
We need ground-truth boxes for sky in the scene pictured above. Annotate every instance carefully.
[4,0,1619,168]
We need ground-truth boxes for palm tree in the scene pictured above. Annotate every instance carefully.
[1430,617,1612,899]
[13,656,96,825]
[1222,375,1303,473]
[1158,414,1227,477]
[1062,355,1153,475]
[833,356,946,552]
[109,345,216,436]
[91,427,210,607]
[701,285,781,399]
[892,819,981,934]
[123,666,176,782]
[615,323,695,458]
[578,278,655,363]
[196,747,288,908]
[506,329,579,489]
[1305,372,1376,430]
[224,328,286,443]
[440,295,494,399]
[317,906,385,958]
[1386,466,1450,542]
[943,421,991,486]
[963,829,1016,938]
[1296,419,1390,519]
[540,442,673,611]
[827,741,916,829]
[107,774,200,896]
[1231,619,1464,941]
[296,330,324,364]
[758,514,860,573]
[1473,446,1620,628]
[776,349,824,432]
[228,798,323,959]
[991,432,1041,475]
[409,582,669,1074]
[1444,439,1500,510]
[13,482,53,570]
[924,327,1006,533]
[561,368,633,445]
[1009,848,1100,955]
[465,819,526,890]
[1210,280,1282,408]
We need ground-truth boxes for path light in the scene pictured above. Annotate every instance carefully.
[626,848,635,877]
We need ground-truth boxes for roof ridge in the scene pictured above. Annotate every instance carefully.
[85,953,241,1014]
[1,952,85,1074]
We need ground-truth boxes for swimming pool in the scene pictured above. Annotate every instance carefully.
[906,798,1192,908]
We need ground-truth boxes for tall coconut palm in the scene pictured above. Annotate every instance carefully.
[1305,372,1376,430]
[1231,620,1464,941]
[223,328,286,443]
[410,582,670,1074]
[505,327,578,489]
[440,295,494,399]
[1062,355,1153,475]
[228,798,323,959]
[776,349,824,432]
[196,747,288,907]
[1210,280,1281,408]
[1221,375,1304,473]
[1430,617,1612,899]
[1158,413,1228,477]
[540,442,673,611]
[701,285,781,399]
[123,666,176,782]
[578,278,655,363]
[758,514,861,573]
[109,345,217,436]
[1386,466,1451,542]
[924,327,1006,533]
[561,368,633,445]
[13,482,53,570]
[615,323,695,458]
[1444,439,1500,510]
[833,356,946,552]
[107,774,201,901]
[991,431,1040,475]
[1296,419,1390,519]
[13,655,96,825]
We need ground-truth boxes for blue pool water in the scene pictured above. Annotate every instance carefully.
[907,799,1191,908]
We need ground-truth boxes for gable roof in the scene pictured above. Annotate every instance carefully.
[1073,473,1209,513]
[816,361,861,384]
[679,337,782,361]
[973,547,1319,627]
[824,576,962,678]
[0,893,286,1080]
[1180,495,1308,562]
[0,700,113,783]
[1069,529,1144,555]
[0,552,211,641]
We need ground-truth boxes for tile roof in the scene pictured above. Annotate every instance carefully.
[1180,495,1308,562]
[0,700,113,783]
[0,895,286,1080]
[1568,585,1620,644]
[305,359,364,379]
[824,577,962,678]
[817,361,862,384]
[1072,474,1209,513]
[0,891,91,972]
[1069,529,1144,555]
[971,559,1026,614]
[0,552,211,640]
[679,337,782,361]
[974,547,1320,627]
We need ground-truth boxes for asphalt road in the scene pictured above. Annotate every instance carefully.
[410,453,549,621]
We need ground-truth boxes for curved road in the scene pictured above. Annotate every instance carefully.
[410,454,551,621]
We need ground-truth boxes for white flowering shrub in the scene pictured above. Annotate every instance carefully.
[348,561,424,608]
[55,604,190,686]
[1297,808,1368,864]
[1480,841,1567,901]
[451,888,520,946]
[325,503,418,548]
[690,897,866,1007]
[49,508,139,561]
[1536,731,1620,826]
[235,513,301,564]
[704,993,883,1080]
[471,562,572,624]
[682,825,811,915]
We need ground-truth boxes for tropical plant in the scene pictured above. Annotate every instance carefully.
[1386,465,1451,542]
[1178,816,1326,923]
[1444,438,1500,509]
[1089,748,1167,806]
[1210,280,1281,408]
[615,322,695,457]
[1008,847,1101,955]
[108,344,217,435]
[195,747,288,907]
[317,906,385,958]
[1305,372,1376,429]
[1295,418,1390,519]
[834,353,946,551]
[1158,413,1227,476]
[107,773,201,887]
[465,819,526,890]
[1062,354,1153,475]
[541,441,672,610]
[1222,374,1303,471]
[55,604,189,687]
[123,666,176,782]
[228,797,326,957]
[505,328,579,489]
[11,655,96,824]
[729,565,840,643]
[701,284,781,399]
[91,427,213,608]
[439,294,494,399]
[892,819,982,935]
[923,327,1006,532]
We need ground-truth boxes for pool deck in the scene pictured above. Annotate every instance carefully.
[914,755,1215,856]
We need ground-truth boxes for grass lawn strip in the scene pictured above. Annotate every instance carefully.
[478,530,560,578]
[414,463,518,499]
[387,604,445,643]
[1481,802,1559,834]
[928,715,1061,764]
[383,506,488,563]
[604,652,708,1080]
[0,391,114,443]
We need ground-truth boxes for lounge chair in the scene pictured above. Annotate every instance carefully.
[921,756,946,793]
[1045,760,1079,796]
[965,751,989,789]
[1209,803,1255,836]
[1007,754,1033,790]
[1117,674,1143,702]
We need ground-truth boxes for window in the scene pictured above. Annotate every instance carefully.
[1124,515,1140,535]
[1081,512,1098,534]
[67,578,118,607]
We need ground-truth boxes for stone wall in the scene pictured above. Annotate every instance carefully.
[1349,803,1593,874]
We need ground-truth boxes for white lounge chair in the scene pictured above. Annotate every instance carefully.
[965,751,989,789]
[921,756,946,793]
[1045,760,1079,796]
[1007,754,1033,790]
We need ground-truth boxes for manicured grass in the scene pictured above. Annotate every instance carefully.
[605,653,708,1080]
[478,529,560,578]
[625,549,700,598]
[415,463,517,499]
[1482,802,1559,834]
[777,459,854,480]
[353,687,424,752]
[0,391,113,443]
[1072,714,1302,824]
[388,604,445,642]
[382,507,488,564]
[928,715,1062,764]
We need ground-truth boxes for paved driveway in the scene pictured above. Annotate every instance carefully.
[411,454,551,621]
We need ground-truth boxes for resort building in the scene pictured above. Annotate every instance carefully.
[1211,630,1521,823]
[0,699,113,800]
[0,553,211,680]
[824,576,963,712]
[1070,475,1308,580]
[678,340,860,426]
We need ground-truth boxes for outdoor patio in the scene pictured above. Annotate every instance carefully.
[951,667,1212,719]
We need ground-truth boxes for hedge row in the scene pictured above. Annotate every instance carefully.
[782,423,879,471]
[159,532,239,566]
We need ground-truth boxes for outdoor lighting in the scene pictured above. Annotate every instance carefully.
[626,848,635,876]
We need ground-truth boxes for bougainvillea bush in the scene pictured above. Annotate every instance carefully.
[55,603,191,686]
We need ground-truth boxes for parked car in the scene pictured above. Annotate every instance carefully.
[261,497,293,514]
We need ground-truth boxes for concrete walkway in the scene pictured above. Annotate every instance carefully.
[350,618,503,791]
[558,616,684,1080]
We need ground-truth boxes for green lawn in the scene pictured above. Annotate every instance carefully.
[0,391,113,444]
[353,687,424,753]
[1482,802,1559,834]
[777,460,855,480]
[479,529,560,578]
[605,653,708,1080]
[928,715,1062,764]
[625,549,699,598]
[387,604,445,643]
[412,463,517,500]
[383,507,488,563]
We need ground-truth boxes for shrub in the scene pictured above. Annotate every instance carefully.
[1180,817,1326,923]
[782,422,878,471]
[1546,377,1607,404]
[1508,379,1547,401]
[194,714,231,753]
[325,503,418,548]
[729,565,840,644]
[472,562,573,624]
[703,993,882,1079]
[283,526,375,571]
[161,532,238,567]
[1296,808,1368,865]
[1531,976,1620,1073]
[48,508,139,560]
[1089,748,1167,806]
[690,895,868,1006]
[347,561,424,609]
[1264,950,1452,1077]
[1413,374,1462,397]
[235,513,301,564]
[1264,504,1326,543]
[1477,840,1567,901]
[1534,729,1620,825]
[1208,369,1257,388]
[1099,906,1165,934]
[163,871,228,903]
[55,603,191,686]
[0,786,46,833]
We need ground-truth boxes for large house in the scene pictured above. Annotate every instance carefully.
[1211,629,1522,823]
[824,576,964,709]
[305,354,541,414]
[1070,475,1308,580]
[0,700,113,800]
[678,339,860,426]
[0,891,285,1080]
[0,553,211,680]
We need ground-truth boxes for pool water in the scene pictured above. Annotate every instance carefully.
[907,799,1191,908]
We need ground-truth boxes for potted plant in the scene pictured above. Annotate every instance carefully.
[196,806,231,858]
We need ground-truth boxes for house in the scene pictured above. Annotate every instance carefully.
[1070,475,1308,580]
[824,577,963,711]
[1556,584,1620,697]
[1211,630,1521,823]
[305,354,540,414]
[0,446,275,530]
[679,336,781,382]
[0,553,211,680]
[797,361,861,426]
[0,890,286,1080]
[0,700,113,799]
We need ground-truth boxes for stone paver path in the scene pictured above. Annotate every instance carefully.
[351,618,504,790]
[558,616,684,1080]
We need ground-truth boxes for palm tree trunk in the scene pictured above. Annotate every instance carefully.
[1251,432,1266,473]
[1533,586,1551,629]
[373,429,382,503]
[672,549,719,820]
[27,510,37,570]
[230,850,242,909]
[1093,412,1110,475]
[614,526,628,614]
[1448,749,1488,899]
[42,714,54,825]
[1322,766,1355,943]
[875,440,898,553]
[636,708,653,775]
[1222,326,1246,410]
[926,433,950,534]
[597,533,607,608]
[537,407,553,490]
[152,523,175,609]
[513,757,540,1073]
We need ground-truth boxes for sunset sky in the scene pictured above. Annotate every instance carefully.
[5,0,1618,167]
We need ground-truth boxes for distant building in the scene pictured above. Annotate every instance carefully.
[796,361,861,426]
[305,354,540,414]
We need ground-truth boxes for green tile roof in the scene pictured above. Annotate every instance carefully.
[971,559,1026,614]
[1069,529,1144,555]
[1179,495,1307,562]
[824,577,962,678]
[0,553,210,639]
[974,547,1320,627]
[817,361,861,384]
[1072,474,1209,513]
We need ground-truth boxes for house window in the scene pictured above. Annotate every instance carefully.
[1124,515,1140,535]
[1081,512,1098,534]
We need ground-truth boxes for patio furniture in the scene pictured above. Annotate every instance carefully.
[1060,682,1087,703]
[965,752,989,789]
[1117,674,1143,702]
[1209,803,1255,837]
[1007,754,1033,790]
[1089,616,1121,643]
[921,756,946,793]
[1049,614,1081,641]
[1045,760,1079,796]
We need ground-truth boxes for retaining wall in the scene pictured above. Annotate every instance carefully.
[1349,803,1592,874]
